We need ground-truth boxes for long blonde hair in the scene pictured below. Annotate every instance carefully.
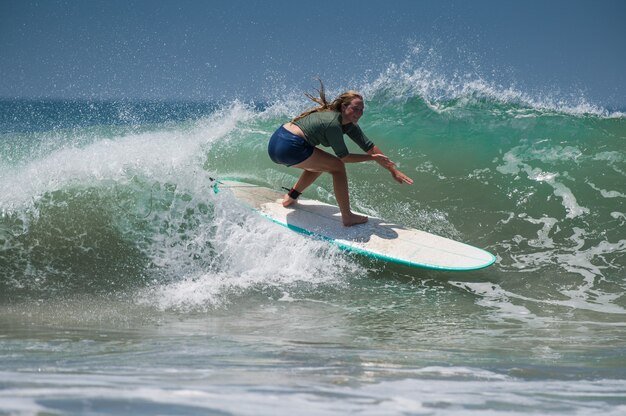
[292,79,363,122]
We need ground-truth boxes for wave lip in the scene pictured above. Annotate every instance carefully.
[361,47,624,119]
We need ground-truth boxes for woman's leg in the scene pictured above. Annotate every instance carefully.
[282,170,322,207]
[287,148,367,226]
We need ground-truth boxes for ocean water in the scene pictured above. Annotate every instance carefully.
[1,67,625,415]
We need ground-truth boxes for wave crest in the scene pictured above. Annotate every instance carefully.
[361,46,624,118]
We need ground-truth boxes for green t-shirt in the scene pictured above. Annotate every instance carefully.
[293,111,375,158]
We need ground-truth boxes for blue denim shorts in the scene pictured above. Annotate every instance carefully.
[268,126,314,166]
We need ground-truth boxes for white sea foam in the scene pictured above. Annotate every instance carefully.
[525,216,558,249]
[497,145,590,219]
[138,191,360,311]
[452,278,626,318]
[610,212,626,223]
[588,182,626,199]
[1,371,624,416]
[0,102,255,215]
[495,208,626,314]
[361,46,625,118]
[449,281,539,324]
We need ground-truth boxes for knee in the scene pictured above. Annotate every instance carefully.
[328,158,346,175]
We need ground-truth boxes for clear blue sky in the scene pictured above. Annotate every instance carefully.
[1,0,625,108]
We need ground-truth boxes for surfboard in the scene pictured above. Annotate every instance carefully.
[215,179,496,271]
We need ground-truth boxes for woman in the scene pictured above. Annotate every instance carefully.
[268,81,413,226]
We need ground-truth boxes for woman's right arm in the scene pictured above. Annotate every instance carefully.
[367,146,414,185]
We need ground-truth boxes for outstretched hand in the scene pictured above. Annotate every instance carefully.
[391,169,414,185]
[367,147,413,184]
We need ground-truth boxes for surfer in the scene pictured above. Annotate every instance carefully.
[268,81,413,226]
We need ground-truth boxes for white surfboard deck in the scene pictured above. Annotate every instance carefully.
[216,180,496,271]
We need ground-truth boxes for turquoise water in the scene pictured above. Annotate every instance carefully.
[1,70,625,414]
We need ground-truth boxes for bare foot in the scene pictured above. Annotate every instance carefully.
[342,213,368,227]
[282,194,296,207]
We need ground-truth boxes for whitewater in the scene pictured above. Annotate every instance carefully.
[1,62,625,415]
